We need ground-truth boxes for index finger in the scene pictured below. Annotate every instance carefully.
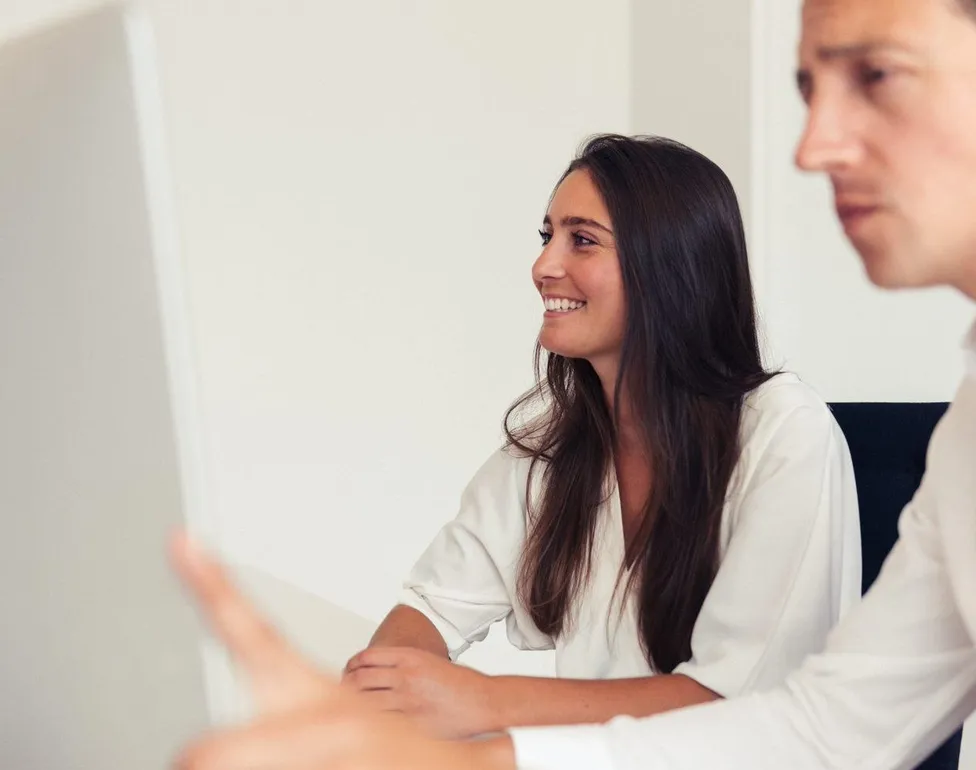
[169,531,296,674]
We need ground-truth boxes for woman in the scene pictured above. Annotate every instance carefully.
[336,134,862,739]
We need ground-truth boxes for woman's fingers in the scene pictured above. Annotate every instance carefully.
[344,665,402,692]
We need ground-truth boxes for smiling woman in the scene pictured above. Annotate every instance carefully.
[533,174,624,364]
[340,134,863,739]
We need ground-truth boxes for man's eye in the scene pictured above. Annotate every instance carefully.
[859,64,890,88]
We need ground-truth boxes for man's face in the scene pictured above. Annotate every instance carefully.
[796,0,976,296]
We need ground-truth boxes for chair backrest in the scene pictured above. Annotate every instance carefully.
[829,402,960,770]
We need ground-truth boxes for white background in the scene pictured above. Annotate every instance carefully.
[2,0,972,763]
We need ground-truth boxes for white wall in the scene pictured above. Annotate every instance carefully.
[158,0,628,675]
[151,0,630,677]
[1,0,629,678]
[631,0,753,229]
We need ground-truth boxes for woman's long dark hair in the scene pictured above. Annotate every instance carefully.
[505,134,775,674]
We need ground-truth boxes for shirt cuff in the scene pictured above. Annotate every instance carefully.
[396,588,470,659]
[509,724,617,770]
[671,659,738,699]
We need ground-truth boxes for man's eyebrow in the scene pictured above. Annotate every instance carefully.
[797,40,914,79]
[796,41,914,93]
[816,41,913,61]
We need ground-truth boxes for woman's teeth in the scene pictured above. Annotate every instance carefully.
[544,298,585,313]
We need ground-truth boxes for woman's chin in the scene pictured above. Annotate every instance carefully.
[539,336,587,361]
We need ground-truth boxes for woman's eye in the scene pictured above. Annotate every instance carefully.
[539,229,552,246]
[573,233,596,248]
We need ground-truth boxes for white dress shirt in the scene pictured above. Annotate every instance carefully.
[511,319,976,770]
[400,373,862,698]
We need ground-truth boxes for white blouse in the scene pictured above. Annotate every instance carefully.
[510,321,976,770]
[399,373,862,697]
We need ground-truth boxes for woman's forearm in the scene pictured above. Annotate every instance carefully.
[367,604,450,658]
[482,673,720,732]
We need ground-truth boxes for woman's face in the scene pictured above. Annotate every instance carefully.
[533,169,627,374]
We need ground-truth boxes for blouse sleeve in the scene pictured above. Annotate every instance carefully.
[397,448,552,659]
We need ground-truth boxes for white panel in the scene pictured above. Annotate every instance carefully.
[0,5,212,767]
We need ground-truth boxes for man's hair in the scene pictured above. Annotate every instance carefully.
[958,0,976,19]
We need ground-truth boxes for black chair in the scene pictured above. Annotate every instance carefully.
[830,402,961,770]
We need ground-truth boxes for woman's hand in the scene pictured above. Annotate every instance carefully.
[168,533,515,770]
[343,646,497,738]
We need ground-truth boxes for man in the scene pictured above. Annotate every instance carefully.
[171,0,976,768]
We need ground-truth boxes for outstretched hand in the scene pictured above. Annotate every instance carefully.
[168,532,514,770]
